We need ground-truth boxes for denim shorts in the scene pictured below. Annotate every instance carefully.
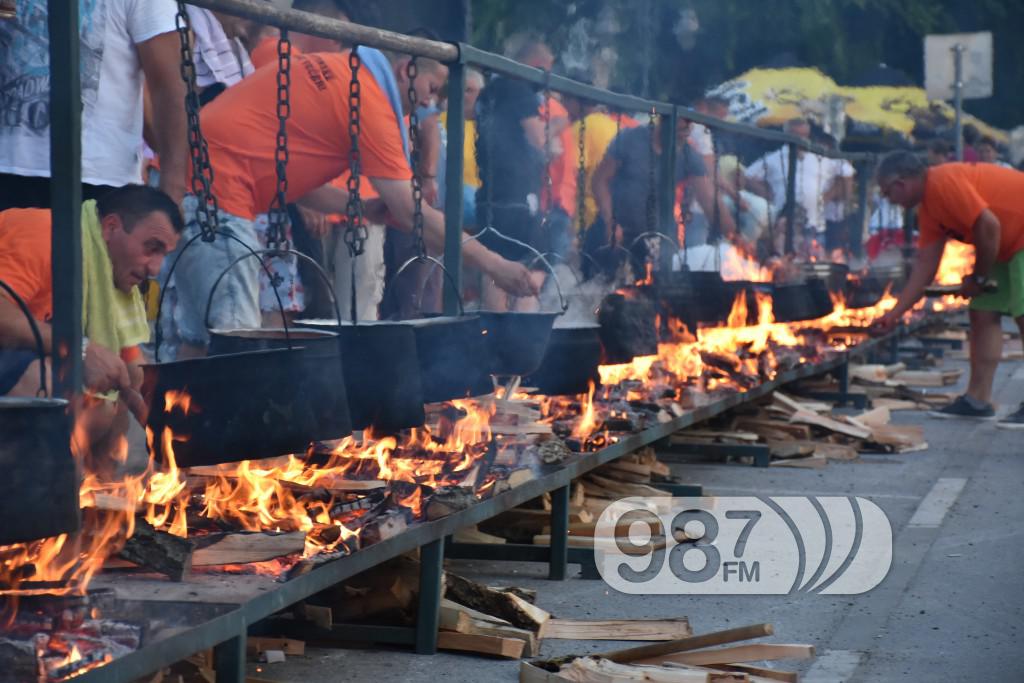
[157,196,261,357]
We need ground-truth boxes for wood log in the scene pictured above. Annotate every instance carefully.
[426,486,478,521]
[600,623,774,664]
[361,510,408,545]
[788,411,871,440]
[191,531,305,566]
[491,586,539,604]
[444,572,550,635]
[437,631,525,659]
[118,518,195,581]
[649,643,814,667]
[439,598,537,656]
[543,618,692,641]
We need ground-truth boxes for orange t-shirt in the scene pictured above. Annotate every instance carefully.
[0,208,142,362]
[198,50,411,219]
[539,97,578,215]
[249,36,282,70]
[918,163,1024,262]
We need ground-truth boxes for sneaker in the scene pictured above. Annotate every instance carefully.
[997,403,1024,430]
[928,395,996,420]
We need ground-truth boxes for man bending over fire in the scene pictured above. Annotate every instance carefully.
[872,151,1024,428]
[0,185,183,450]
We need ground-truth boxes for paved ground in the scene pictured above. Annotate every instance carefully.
[248,333,1024,682]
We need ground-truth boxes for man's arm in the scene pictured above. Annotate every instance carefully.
[692,176,737,239]
[370,177,537,297]
[874,239,946,332]
[0,297,52,352]
[137,32,188,204]
[417,113,441,206]
[971,209,1001,281]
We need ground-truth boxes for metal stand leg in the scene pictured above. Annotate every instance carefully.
[213,628,246,683]
[548,485,570,580]
[415,538,444,654]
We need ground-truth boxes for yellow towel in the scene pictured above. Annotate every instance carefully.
[80,200,150,353]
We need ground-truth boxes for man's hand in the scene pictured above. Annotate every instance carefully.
[421,177,439,207]
[869,310,901,336]
[83,342,131,394]
[490,258,540,298]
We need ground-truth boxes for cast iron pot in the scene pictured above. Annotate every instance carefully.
[0,279,79,544]
[523,323,603,396]
[390,255,493,402]
[296,319,425,432]
[597,289,659,364]
[772,277,835,323]
[479,311,561,377]
[208,328,352,440]
[847,264,906,308]
[802,262,850,296]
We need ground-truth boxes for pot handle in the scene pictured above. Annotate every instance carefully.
[154,229,286,362]
[390,254,467,317]
[627,230,680,256]
[462,225,568,313]
[203,248,344,345]
[0,278,49,397]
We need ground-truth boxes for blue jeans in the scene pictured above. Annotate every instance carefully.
[157,196,261,358]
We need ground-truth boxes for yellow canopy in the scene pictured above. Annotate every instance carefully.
[710,67,1007,144]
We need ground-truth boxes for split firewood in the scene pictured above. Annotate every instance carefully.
[599,623,774,665]
[769,453,826,469]
[360,510,409,546]
[426,486,478,521]
[246,637,305,657]
[439,598,538,656]
[532,534,668,554]
[491,586,539,604]
[323,555,425,622]
[444,572,551,635]
[645,643,815,667]
[543,618,692,641]
[437,631,525,659]
[538,438,573,465]
[849,406,891,429]
[765,442,816,459]
[891,368,962,387]
[453,525,507,545]
[561,657,733,682]
[712,664,798,682]
[788,411,872,440]
[118,518,195,581]
[734,418,811,441]
[598,459,654,483]
[190,531,305,567]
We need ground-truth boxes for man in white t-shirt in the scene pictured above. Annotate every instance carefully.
[744,118,850,248]
[0,0,186,210]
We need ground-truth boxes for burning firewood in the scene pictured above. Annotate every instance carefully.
[117,518,195,581]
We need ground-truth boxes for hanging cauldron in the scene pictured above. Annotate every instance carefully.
[389,255,492,402]
[523,323,603,395]
[597,288,659,364]
[771,277,835,323]
[0,279,79,544]
[847,263,906,309]
[801,262,850,297]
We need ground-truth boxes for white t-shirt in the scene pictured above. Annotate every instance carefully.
[0,0,178,187]
[823,158,855,222]
[689,124,714,157]
[744,146,846,233]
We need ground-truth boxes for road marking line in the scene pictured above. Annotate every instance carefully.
[803,649,865,682]
[908,477,967,528]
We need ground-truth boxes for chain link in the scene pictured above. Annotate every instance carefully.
[576,112,587,236]
[406,57,426,257]
[645,107,657,233]
[343,48,367,259]
[266,29,292,251]
[175,1,219,241]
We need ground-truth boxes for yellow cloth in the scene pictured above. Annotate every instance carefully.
[441,112,481,188]
[573,112,620,227]
[80,200,150,353]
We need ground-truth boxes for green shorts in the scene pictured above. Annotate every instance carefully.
[970,249,1024,318]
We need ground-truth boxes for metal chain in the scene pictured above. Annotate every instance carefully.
[541,75,553,223]
[267,29,292,251]
[174,1,219,242]
[576,112,587,237]
[645,107,657,233]
[343,48,366,259]
[406,57,426,257]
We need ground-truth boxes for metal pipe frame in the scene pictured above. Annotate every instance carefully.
[71,317,949,683]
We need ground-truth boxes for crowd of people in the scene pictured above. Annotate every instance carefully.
[1,0,1022,454]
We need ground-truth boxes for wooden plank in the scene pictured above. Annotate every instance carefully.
[650,644,815,667]
[713,664,798,682]
[566,657,716,682]
[246,637,305,657]
[769,454,826,469]
[519,661,575,683]
[891,369,963,387]
[453,526,507,545]
[439,598,537,656]
[673,430,759,443]
[445,573,551,635]
[765,442,815,459]
[437,631,525,659]
[599,623,774,664]
[853,406,891,428]
[735,418,812,441]
[191,531,305,567]
[532,535,668,553]
[788,411,871,440]
[871,398,919,411]
[544,618,692,641]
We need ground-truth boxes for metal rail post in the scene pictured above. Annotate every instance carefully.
[414,538,444,654]
[658,108,678,271]
[784,142,798,255]
[213,626,247,683]
[442,60,466,315]
[48,0,83,396]
[548,484,570,580]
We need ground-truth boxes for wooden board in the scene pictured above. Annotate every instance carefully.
[439,598,537,656]
[246,637,305,657]
[891,369,963,387]
[437,631,525,659]
[192,531,305,567]
[769,454,827,469]
[543,618,692,641]
[789,411,871,440]
[735,418,812,441]
[649,643,815,666]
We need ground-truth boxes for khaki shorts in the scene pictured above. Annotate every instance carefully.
[970,249,1024,318]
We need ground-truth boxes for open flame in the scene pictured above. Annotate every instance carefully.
[935,241,974,285]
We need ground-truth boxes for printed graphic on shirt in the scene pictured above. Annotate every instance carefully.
[0,0,104,138]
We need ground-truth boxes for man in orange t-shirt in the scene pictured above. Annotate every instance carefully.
[164,47,536,358]
[874,152,1024,426]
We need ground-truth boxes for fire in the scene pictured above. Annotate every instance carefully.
[571,381,598,440]
[720,248,773,282]
[935,241,974,285]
